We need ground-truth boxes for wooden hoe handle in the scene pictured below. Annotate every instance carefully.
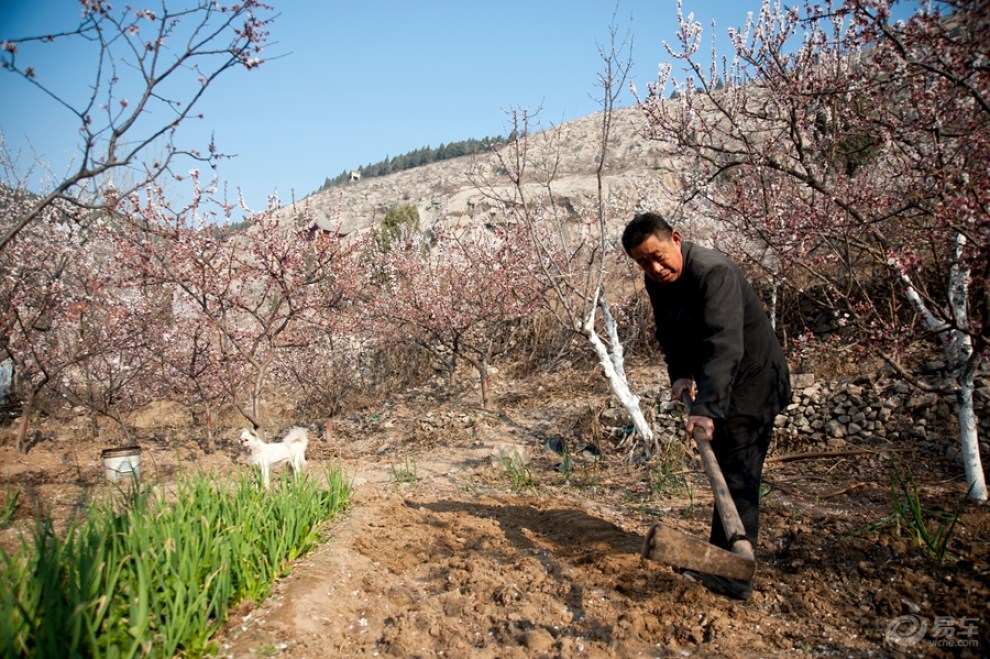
[681,392,753,560]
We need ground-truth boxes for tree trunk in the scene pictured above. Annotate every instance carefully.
[584,326,654,452]
[956,360,987,502]
[478,358,491,410]
[15,392,33,454]
[599,292,627,382]
[895,234,985,501]
[770,281,779,332]
[205,404,216,452]
[945,234,985,502]
[583,286,655,455]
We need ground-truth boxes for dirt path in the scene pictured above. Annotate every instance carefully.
[216,446,703,658]
[213,423,989,658]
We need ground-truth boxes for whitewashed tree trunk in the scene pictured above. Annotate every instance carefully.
[598,291,627,383]
[583,285,655,455]
[956,361,985,501]
[893,233,986,502]
[944,234,986,501]
[770,281,779,332]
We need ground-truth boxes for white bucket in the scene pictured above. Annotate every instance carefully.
[101,446,142,482]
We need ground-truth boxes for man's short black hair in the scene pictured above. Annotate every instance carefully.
[621,211,674,255]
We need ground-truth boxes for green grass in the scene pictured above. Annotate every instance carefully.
[0,467,350,658]
[0,482,19,528]
[500,453,535,493]
[650,440,691,498]
[581,454,605,490]
[390,454,418,487]
[851,463,967,563]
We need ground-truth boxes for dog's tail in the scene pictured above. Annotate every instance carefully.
[283,426,309,449]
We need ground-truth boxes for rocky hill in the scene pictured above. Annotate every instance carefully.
[275,106,682,236]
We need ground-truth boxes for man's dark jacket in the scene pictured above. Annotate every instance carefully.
[646,241,791,424]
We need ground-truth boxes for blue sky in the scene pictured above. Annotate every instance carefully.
[0,1,901,212]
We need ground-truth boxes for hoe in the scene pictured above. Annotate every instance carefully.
[640,393,756,581]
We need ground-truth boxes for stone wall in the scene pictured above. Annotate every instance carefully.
[636,362,990,464]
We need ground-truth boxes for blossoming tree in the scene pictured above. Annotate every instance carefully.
[369,224,543,409]
[0,0,275,251]
[117,179,362,435]
[477,19,658,455]
[636,0,987,500]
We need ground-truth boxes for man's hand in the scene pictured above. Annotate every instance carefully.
[671,378,695,402]
[673,378,714,441]
[687,415,715,442]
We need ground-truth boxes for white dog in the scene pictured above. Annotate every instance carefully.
[239,426,308,488]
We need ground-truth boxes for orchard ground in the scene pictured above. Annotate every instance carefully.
[1,363,987,658]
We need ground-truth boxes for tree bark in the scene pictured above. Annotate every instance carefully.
[956,365,987,501]
[584,286,655,455]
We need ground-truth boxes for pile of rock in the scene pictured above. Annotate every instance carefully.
[777,367,990,459]
[779,375,912,448]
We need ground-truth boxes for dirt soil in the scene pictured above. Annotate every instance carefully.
[1,365,988,658]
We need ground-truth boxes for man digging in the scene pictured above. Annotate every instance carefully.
[623,211,792,600]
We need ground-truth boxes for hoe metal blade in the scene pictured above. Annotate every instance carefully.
[641,523,756,582]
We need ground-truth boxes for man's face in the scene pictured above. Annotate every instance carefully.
[629,232,683,284]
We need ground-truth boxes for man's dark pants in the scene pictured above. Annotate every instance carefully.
[708,416,774,557]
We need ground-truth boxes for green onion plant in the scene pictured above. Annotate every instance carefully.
[0,466,350,657]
